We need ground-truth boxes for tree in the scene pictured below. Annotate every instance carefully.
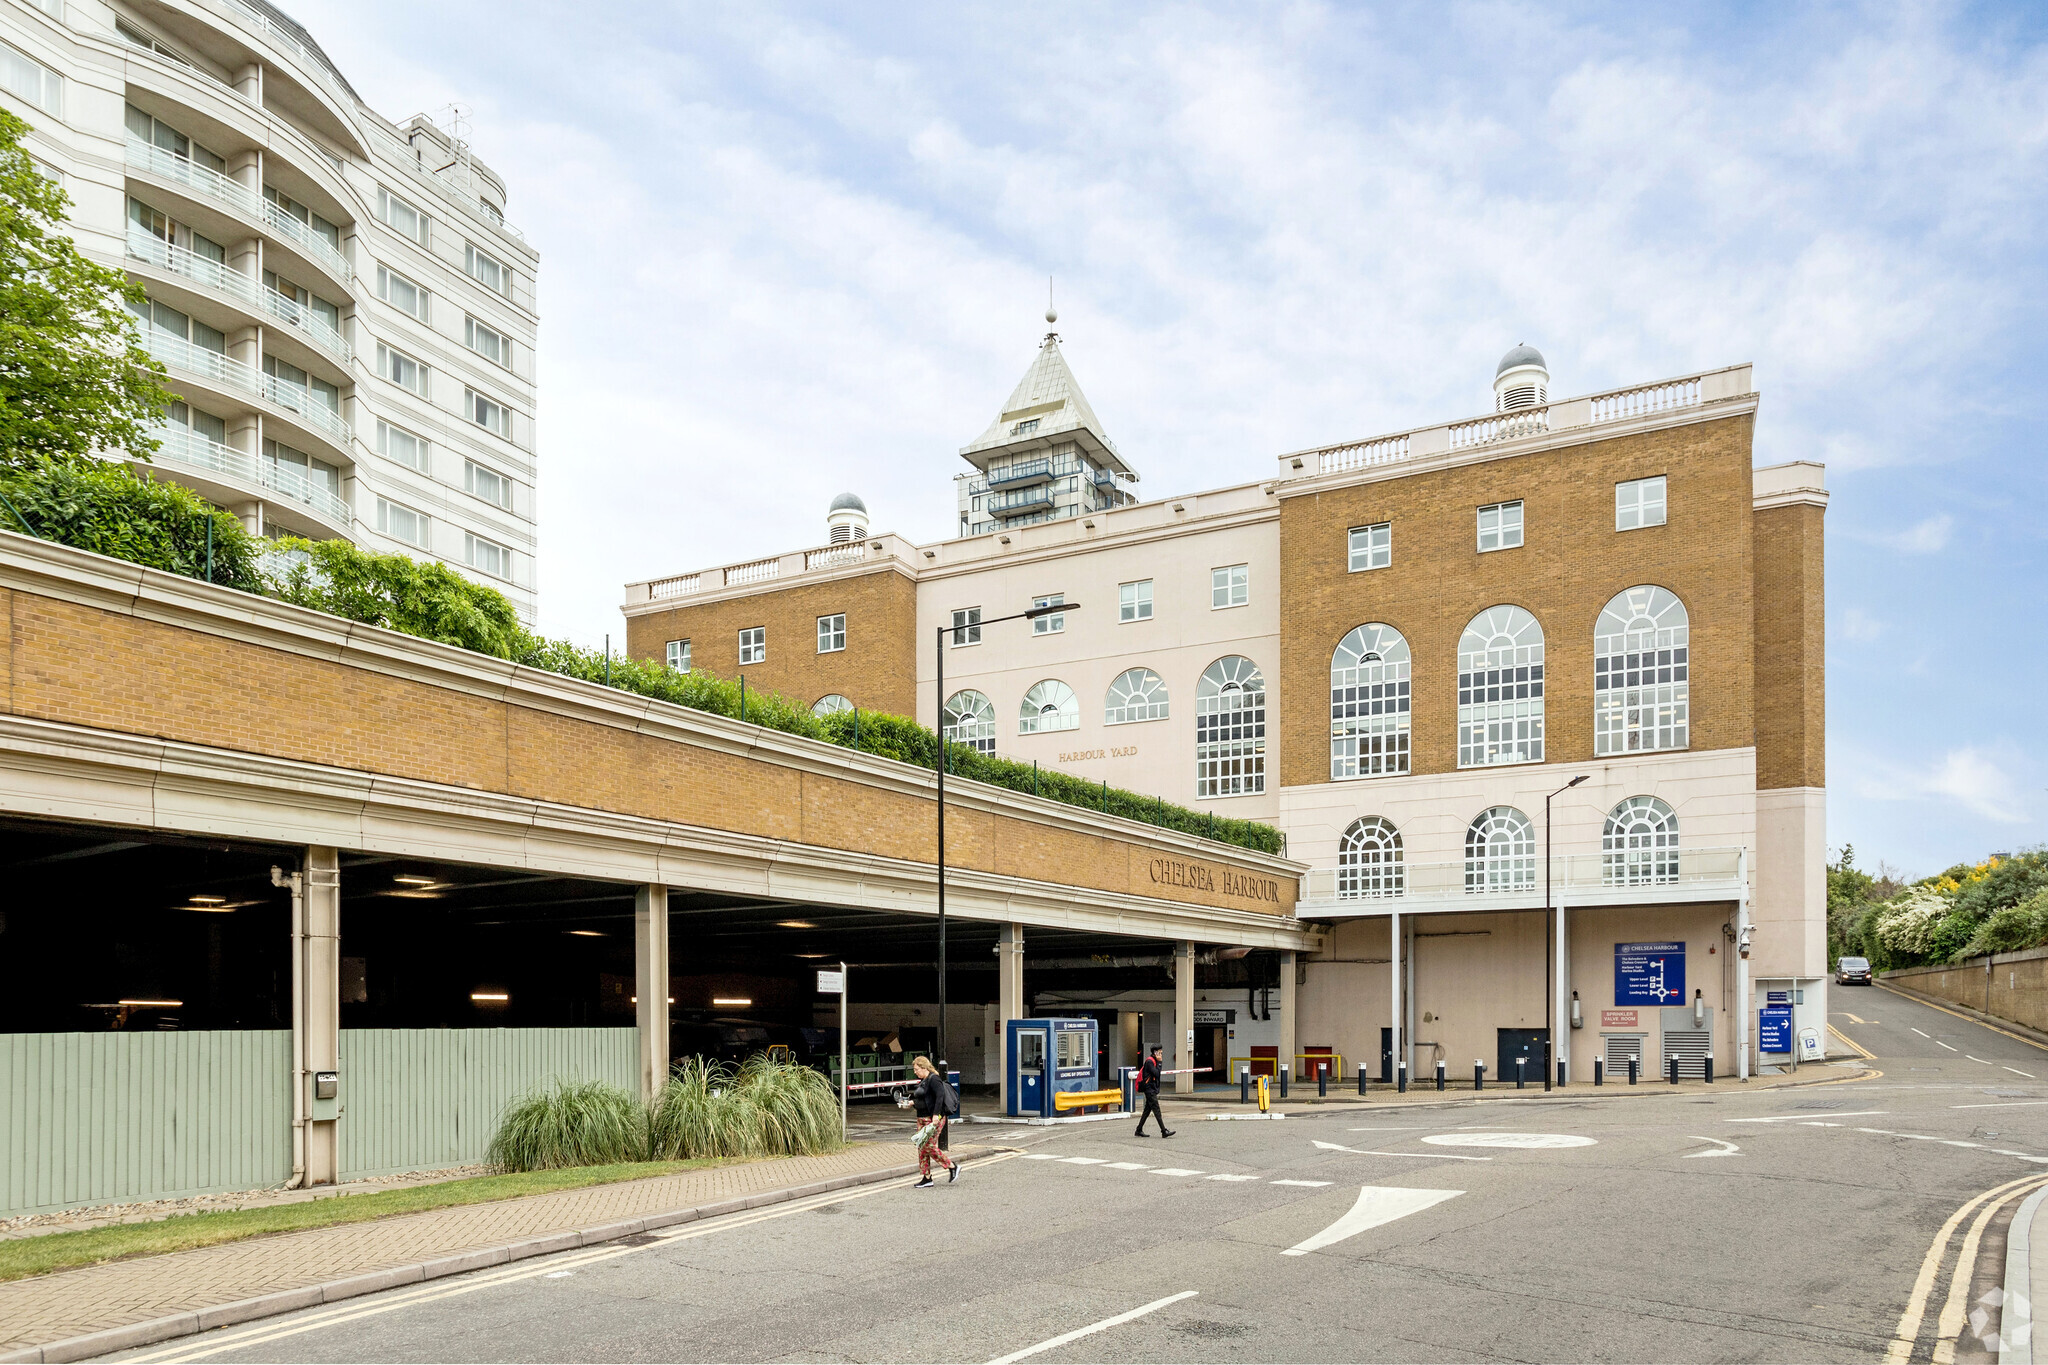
[0,109,173,469]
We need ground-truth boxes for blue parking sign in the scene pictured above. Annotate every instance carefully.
[1759,1006,1794,1052]
[1615,942,1686,1005]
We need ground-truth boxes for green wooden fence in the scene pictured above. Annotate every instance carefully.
[0,1031,292,1217]
[339,1028,637,1179]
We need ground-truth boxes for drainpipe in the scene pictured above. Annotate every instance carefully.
[274,863,307,1188]
[1735,847,1751,1082]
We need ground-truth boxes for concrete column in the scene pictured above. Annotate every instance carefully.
[1174,940,1195,1095]
[301,847,339,1186]
[635,885,669,1102]
[1554,898,1570,1085]
[1388,911,1401,1083]
[1279,949,1297,1086]
[996,924,1024,1111]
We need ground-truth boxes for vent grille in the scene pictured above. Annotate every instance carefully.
[1498,383,1548,412]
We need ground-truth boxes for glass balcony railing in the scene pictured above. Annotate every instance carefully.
[125,138,354,286]
[137,325,354,451]
[149,424,351,529]
[126,229,259,307]
[986,457,1053,490]
[261,286,351,364]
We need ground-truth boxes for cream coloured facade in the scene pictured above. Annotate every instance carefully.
[1,0,541,619]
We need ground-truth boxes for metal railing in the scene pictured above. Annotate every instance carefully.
[989,486,1055,515]
[262,286,351,363]
[1300,845,1744,905]
[126,138,354,285]
[261,373,352,446]
[138,325,353,449]
[149,425,351,528]
[126,229,260,307]
[986,457,1053,489]
[261,200,352,284]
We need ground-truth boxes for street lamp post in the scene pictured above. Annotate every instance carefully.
[934,600,1076,1072]
[1545,774,1589,1092]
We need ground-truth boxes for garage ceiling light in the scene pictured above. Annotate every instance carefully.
[565,930,605,937]
[393,875,441,887]
[470,992,510,1002]
[118,998,182,1007]
[188,894,226,905]
[712,997,753,1006]
[777,920,816,929]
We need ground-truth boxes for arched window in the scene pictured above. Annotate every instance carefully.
[1331,624,1411,779]
[1105,668,1169,725]
[811,694,853,718]
[1595,586,1690,755]
[1604,796,1679,885]
[1457,606,1544,767]
[1196,656,1266,797]
[1338,816,1404,898]
[1464,806,1536,892]
[942,690,995,753]
[1019,679,1079,734]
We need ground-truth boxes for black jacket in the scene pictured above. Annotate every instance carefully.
[1138,1056,1161,1095]
[912,1072,949,1119]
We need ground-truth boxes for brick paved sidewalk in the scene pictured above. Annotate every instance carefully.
[0,1142,955,1359]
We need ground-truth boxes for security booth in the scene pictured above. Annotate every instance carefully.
[1005,1017,1099,1118]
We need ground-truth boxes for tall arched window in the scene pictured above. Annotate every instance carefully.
[1595,586,1690,755]
[1019,679,1079,734]
[1464,806,1536,892]
[811,694,853,718]
[1338,816,1404,898]
[942,689,995,753]
[1604,796,1679,885]
[1105,668,1169,725]
[1458,606,1544,767]
[1331,624,1411,779]
[1196,656,1265,797]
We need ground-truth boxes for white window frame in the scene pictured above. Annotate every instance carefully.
[1032,593,1065,634]
[466,243,509,295]
[1616,475,1668,531]
[1331,623,1411,779]
[1211,564,1249,609]
[1595,585,1690,755]
[1465,806,1537,892]
[1195,655,1265,797]
[377,187,429,245]
[950,606,981,647]
[666,639,691,673]
[1457,606,1545,768]
[465,387,509,438]
[377,343,428,397]
[464,459,512,510]
[377,265,429,321]
[942,690,996,753]
[817,613,846,654]
[376,420,428,473]
[1348,523,1391,572]
[1337,816,1404,898]
[1119,580,1153,622]
[464,315,508,368]
[1,39,62,118]
[464,532,511,581]
[1104,667,1169,725]
[375,496,429,548]
[1477,500,1524,552]
[738,626,765,666]
[1603,796,1680,886]
[1019,679,1080,734]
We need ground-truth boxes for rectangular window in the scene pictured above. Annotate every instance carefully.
[950,606,981,647]
[377,343,427,396]
[376,497,428,548]
[377,187,428,245]
[1477,500,1524,552]
[1211,564,1249,609]
[738,626,765,665]
[1033,593,1065,634]
[466,388,509,437]
[666,639,690,673]
[465,532,511,580]
[2,39,62,118]
[376,420,428,473]
[377,265,428,321]
[466,244,508,295]
[464,460,511,509]
[817,613,845,653]
[1617,475,1668,530]
[464,316,507,367]
[1348,522,1391,572]
[1119,579,1153,622]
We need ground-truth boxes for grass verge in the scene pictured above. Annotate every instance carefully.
[0,1158,736,1283]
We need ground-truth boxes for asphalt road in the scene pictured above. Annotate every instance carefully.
[107,985,2048,1364]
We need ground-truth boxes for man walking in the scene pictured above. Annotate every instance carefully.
[1134,1044,1174,1138]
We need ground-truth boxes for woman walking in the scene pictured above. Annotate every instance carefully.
[909,1056,959,1189]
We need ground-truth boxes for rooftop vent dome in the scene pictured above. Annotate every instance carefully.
[826,493,870,544]
[1494,343,1550,412]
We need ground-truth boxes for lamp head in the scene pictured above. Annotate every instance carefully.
[1567,774,1590,788]
[1023,601,1078,619]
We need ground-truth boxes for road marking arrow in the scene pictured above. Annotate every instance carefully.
[1283,1186,1464,1256]
[1312,1139,1493,1161]
[1682,1136,1741,1158]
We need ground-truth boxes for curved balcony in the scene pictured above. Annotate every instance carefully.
[125,138,354,291]
[126,230,352,370]
[148,425,352,537]
[137,324,354,460]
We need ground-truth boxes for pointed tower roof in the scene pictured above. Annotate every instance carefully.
[959,332,1135,479]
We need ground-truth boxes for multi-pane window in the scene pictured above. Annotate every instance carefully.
[666,639,691,673]
[1338,816,1404,898]
[465,533,511,580]
[1457,606,1545,767]
[738,626,765,665]
[466,389,509,437]
[377,266,428,321]
[126,105,223,171]
[466,244,509,295]
[1617,475,1668,530]
[817,613,846,653]
[950,606,981,646]
[1120,580,1153,622]
[263,439,339,501]
[1105,668,1169,725]
[2,39,62,117]
[376,497,429,548]
[812,694,853,718]
[1477,501,1524,552]
[1465,806,1537,892]
[942,690,996,753]
[378,343,428,396]
[1211,564,1249,609]
[1603,796,1679,886]
[377,187,429,245]
[465,460,512,509]
[1195,655,1265,797]
[1594,585,1690,757]
[465,316,508,366]
[377,421,428,472]
[1032,593,1065,634]
[1348,523,1391,572]
[1331,623,1411,779]
[1019,679,1079,734]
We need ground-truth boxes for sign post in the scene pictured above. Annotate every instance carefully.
[818,965,847,1140]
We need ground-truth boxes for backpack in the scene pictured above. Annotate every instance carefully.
[938,1075,960,1118]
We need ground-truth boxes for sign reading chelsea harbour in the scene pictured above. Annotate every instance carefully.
[1149,856,1283,905]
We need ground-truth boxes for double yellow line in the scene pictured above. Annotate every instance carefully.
[1887,1170,2048,1363]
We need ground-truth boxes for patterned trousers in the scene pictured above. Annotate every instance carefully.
[918,1117,956,1177]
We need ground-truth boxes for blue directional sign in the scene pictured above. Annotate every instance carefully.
[1614,942,1686,1006]
[1759,1006,1794,1053]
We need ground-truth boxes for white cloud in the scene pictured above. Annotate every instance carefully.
[1838,607,1884,643]
[1846,744,2032,826]
[1887,514,1955,555]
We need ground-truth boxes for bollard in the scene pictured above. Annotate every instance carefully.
[1359,1067,1368,1098]
[1594,1057,1604,1086]
[1702,1055,1713,1084]
[1474,1061,1486,1091]
[1318,1064,1328,1098]
[1397,1062,1408,1094]
[1240,1065,1251,1106]
[1558,1059,1568,1086]
[1280,1064,1290,1100]
[1668,1056,1679,1086]
[1516,1056,1527,1089]
[1435,1059,1447,1092]
[1628,1056,1639,1085]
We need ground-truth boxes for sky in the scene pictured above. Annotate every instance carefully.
[292,0,2048,879]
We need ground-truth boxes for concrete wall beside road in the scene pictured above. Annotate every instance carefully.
[1884,948,2048,1035]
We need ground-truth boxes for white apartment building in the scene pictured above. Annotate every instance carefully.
[1,0,540,619]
